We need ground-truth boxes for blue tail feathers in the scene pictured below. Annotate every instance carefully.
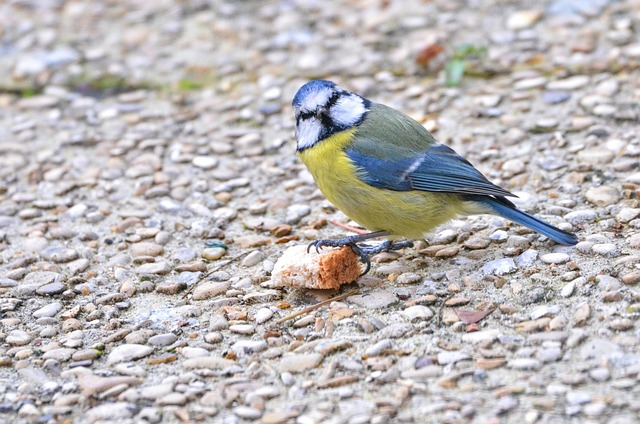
[470,196,578,246]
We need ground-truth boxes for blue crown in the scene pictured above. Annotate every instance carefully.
[292,80,336,106]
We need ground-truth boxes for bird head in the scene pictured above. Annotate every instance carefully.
[292,80,370,151]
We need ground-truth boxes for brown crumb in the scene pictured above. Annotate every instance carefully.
[271,245,361,289]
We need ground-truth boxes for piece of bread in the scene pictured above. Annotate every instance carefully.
[271,245,361,289]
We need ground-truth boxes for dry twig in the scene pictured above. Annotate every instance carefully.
[276,288,360,324]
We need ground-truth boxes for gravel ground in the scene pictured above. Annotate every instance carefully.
[1,0,639,423]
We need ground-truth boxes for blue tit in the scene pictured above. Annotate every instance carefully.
[292,79,577,271]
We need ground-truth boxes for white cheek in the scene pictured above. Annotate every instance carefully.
[296,119,321,150]
[330,95,366,127]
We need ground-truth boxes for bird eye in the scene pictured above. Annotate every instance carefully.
[299,111,314,120]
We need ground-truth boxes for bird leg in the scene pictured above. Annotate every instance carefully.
[307,231,414,275]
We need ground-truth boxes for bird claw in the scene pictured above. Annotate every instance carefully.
[306,238,414,276]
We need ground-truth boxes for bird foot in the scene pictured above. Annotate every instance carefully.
[307,237,414,276]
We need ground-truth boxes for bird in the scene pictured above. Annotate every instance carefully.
[292,79,578,273]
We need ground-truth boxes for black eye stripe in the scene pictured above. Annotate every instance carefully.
[325,91,342,109]
[297,91,348,122]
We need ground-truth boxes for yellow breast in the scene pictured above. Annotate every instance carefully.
[297,129,465,238]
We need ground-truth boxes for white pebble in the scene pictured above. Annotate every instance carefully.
[541,253,570,264]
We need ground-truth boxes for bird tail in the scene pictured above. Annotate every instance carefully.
[469,196,578,246]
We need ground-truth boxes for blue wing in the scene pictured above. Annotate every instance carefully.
[347,143,516,198]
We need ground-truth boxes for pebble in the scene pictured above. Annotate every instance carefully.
[130,242,163,258]
[508,358,542,370]
[157,392,187,406]
[548,75,589,90]
[33,302,62,318]
[540,253,570,264]
[255,308,274,324]
[591,243,618,257]
[7,330,32,346]
[241,250,264,267]
[107,344,154,364]
[202,247,226,260]
[349,292,397,309]
[515,249,538,267]
[616,208,640,223]
[560,280,576,297]
[400,305,434,322]
[564,210,597,225]
[507,10,542,30]
[192,156,218,169]
[279,353,323,373]
[148,334,178,347]
[233,406,262,420]
[191,282,230,300]
[182,357,234,370]
[481,258,517,275]
[229,324,255,335]
[136,262,171,275]
[585,186,620,207]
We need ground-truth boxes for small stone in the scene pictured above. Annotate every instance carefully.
[585,186,620,207]
[233,406,262,420]
[107,344,154,364]
[577,149,615,165]
[182,357,234,370]
[437,351,469,365]
[241,250,264,267]
[515,249,538,267]
[433,229,457,244]
[616,208,640,223]
[608,318,633,331]
[584,402,607,417]
[192,156,218,169]
[235,235,269,248]
[589,367,610,382]
[560,280,576,297]
[36,281,66,296]
[192,282,229,300]
[573,303,590,326]
[547,75,589,91]
[279,353,323,373]
[507,10,542,30]
[156,281,186,294]
[130,242,163,258]
[508,358,542,370]
[7,330,32,346]
[541,253,570,264]
[482,258,517,275]
[463,236,490,250]
[566,391,591,405]
[202,248,226,261]
[622,271,640,285]
[85,402,135,422]
[285,204,311,224]
[148,334,178,347]
[231,340,267,357]
[596,275,620,291]
[591,243,618,257]
[349,292,397,309]
[401,305,434,322]
[157,392,187,406]
[396,272,421,285]
[136,262,171,275]
[564,210,597,225]
[33,302,62,318]
[255,308,274,324]
[229,324,255,335]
